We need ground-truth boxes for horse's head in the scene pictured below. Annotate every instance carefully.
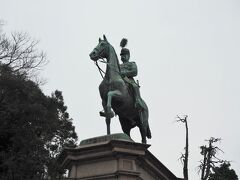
[89,35,109,61]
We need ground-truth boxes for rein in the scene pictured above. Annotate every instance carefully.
[93,47,107,79]
[95,57,122,80]
[95,58,106,79]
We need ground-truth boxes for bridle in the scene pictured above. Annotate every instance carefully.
[93,43,121,79]
[93,46,108,79]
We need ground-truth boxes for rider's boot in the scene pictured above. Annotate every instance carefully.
[133,84,144,110]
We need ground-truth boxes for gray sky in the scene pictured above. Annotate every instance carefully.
[1,0,240,179]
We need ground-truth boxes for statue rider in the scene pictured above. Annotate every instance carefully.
[120,38,144,110]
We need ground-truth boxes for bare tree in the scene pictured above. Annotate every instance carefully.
[0,26,47,77]
[199,137,224,180]
[176,115,189,180]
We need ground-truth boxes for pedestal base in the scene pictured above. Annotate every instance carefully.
[58,133,181,180]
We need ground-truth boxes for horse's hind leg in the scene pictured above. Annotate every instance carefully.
[119,117,131,138]
[123,128,131,138]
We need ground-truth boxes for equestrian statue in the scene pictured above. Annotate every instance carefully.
[89,35,151,144]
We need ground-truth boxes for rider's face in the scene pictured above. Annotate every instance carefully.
[121,53,130,63]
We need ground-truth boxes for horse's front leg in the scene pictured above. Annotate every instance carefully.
[105,90,121,135]
[100,100,113,135]
[100,100,114,118]
[106,90,121,113]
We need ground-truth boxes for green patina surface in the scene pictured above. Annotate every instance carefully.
[89,35,151,144]
[80,133,133,146]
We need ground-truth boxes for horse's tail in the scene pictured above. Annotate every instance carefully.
[147,125,152,139]
[141,100,151,139]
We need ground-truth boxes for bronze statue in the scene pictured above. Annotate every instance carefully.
[89,35,151,143]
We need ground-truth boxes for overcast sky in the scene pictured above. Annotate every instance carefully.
[1,0,240,179]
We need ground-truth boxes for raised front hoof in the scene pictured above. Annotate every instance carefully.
[99,111,114,118]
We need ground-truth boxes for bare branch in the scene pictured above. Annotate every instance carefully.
[0,30,48,78]
[176,115,188,123]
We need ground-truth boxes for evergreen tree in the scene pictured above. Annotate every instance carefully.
[0,64,77,179]
[199,137,222,180]
[209,162,238,180]
[0,25,78,179]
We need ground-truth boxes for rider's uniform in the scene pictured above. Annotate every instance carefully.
[120,61,138,86]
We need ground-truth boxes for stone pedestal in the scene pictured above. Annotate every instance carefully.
[58,133,181,180]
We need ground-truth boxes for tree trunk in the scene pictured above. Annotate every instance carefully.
[183,120,189,180]
[201,146,207,180]
[204,142,212,180]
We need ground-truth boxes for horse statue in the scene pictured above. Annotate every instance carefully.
[89,35,151,143]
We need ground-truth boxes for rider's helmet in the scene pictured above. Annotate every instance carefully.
[120,38,130,56]
[120,48,130,56]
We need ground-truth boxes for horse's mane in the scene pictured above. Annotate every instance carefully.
[108,43,121,74]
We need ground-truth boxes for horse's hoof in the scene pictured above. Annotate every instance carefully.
[99,111,114,118]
